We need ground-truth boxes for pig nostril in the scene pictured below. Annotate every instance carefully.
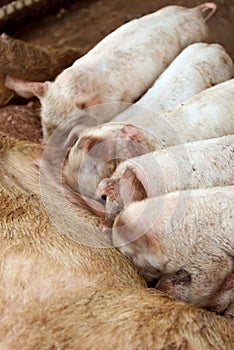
[101,195,107,201]
[147,279,159,288]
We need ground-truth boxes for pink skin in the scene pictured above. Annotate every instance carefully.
[5,3,218,143]
[112,188,234,316]
[98,134,234,222]
[64,124,150,199]
[157,269,234,322]
[98,169,147,222]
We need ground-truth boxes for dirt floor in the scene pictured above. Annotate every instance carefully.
[0,0,234,141]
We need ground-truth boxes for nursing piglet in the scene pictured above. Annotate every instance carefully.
[64,79,234,199]
[113,42,234,122]
[5,2,217,141]
[98,135,234,221]
[113,186,234,319]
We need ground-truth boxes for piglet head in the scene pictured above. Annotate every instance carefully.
[97,178,124,223]
[64,123,149,200]
[98,168,147,223]
[112,200,167,282]
[5,73,100,143]
[63,124,122,199]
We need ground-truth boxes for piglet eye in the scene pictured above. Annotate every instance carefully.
[175,269,191,285]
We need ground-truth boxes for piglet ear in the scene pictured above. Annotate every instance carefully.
[5,76,49,99]
[196,2,217,22]
[119,124,149,152]
[75,92,100,110]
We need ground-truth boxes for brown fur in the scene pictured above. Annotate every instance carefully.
[0,131,145,307]
[0,287,233,350]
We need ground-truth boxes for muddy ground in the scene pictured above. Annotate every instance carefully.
[0,0,234,141]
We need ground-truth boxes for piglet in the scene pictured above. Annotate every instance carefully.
[64,79,234,199]
[98,135,234,221]
[113,42,234,122]
[5,2,217,141]
[66,42,234,145]
[112,186,234,319]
